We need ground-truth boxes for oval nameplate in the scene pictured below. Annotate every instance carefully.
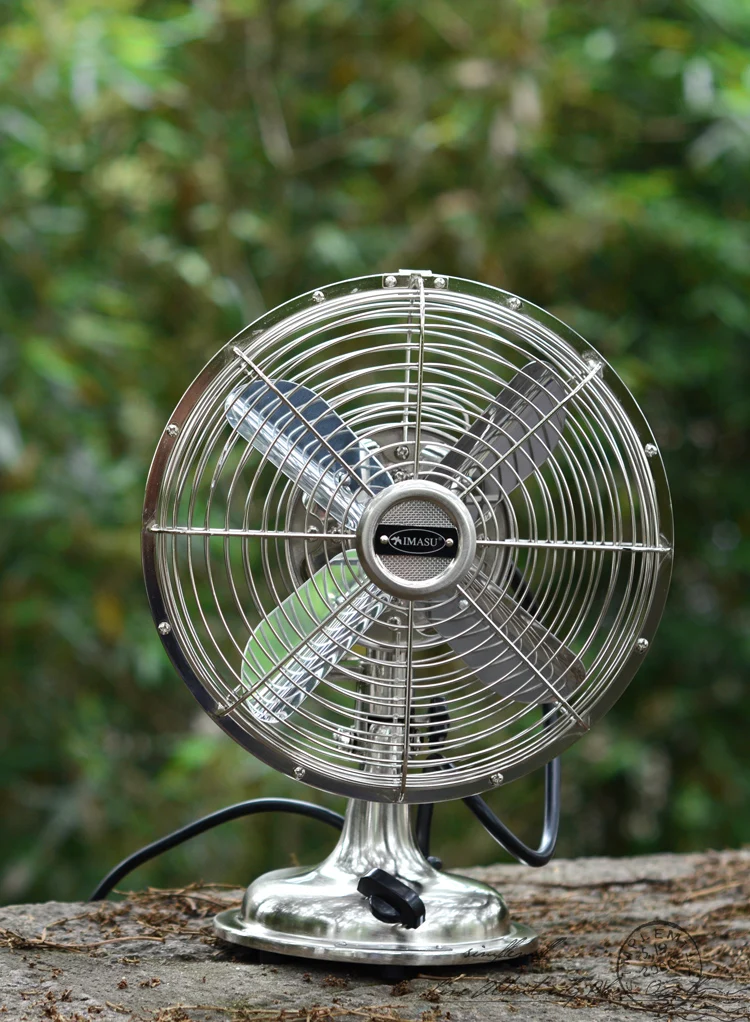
[375,525,458,559]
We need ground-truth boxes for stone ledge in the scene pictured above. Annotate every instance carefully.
[1,849,748,1022]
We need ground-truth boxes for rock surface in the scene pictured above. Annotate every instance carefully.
[1,850,748,1021]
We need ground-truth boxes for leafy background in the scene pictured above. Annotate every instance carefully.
[1,0,748,905]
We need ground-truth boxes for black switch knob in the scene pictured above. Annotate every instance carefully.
[357,868,425,929]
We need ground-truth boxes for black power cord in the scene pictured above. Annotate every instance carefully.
[91,603,562,896]
[90,758,559,900]
[415,756,559,869]
[89,798,345,901]
[416,699,560,869]
[90,572,561,898]
[462,754,560,867]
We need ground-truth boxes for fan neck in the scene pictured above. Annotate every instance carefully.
[318,798,431,882]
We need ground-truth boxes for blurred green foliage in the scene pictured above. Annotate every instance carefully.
[1,0,749,905]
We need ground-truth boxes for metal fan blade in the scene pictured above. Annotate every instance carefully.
[240,552,386,723]
[426,362,577,702]
[226,381,395,722]
[429,580,585,705]
[437,361,567,497]
[226,380,393,530]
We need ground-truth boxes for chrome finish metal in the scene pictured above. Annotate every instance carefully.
[213,797,537,965]
[143,272,673,805]
[383,269,448,290]
[430,580,586,709]
[437,361,568,499]
[228,554,387,724]
[583,355,604,378]
[356,480,476,599]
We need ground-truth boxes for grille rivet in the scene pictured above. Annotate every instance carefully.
[584,355,604,377]
[507,297,522,310]
[395,445,410,460]
[384,275,398,288]
[445,537,454,548]
[635,637,649,653]
[434,276,447,289]
[312,290,325,303]
[165,423,179,437]
[379,534,390,545]
[644,443,658,458]
[158,621,171,635]
[294,766,306,780]
[490,772,504,786]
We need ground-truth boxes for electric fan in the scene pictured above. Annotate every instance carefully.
[142,270,672,965]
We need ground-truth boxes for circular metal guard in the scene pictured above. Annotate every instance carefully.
[142,272,673,804]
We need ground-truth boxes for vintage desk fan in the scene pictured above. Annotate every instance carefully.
[142,271,672,965]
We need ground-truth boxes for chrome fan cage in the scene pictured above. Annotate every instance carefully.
[143,271,672,804]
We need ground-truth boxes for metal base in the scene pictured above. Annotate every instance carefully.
[214,799,538,966]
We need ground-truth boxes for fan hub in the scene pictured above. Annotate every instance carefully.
[355,480,476,599]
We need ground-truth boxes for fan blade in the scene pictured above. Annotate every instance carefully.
[226,381,395,722]
[226,380,392,530]
[240,552,386,723]
[429,580,585,705]
[427,362,576,701]
[437,362,567,497]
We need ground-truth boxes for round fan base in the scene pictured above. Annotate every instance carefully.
[213,800,538,966]
[214,903,537,967]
